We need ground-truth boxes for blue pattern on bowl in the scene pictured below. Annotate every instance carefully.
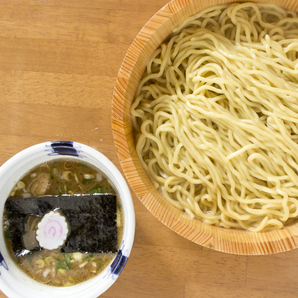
[0,251,8,275]
[105,241,129,280]
[45,141,86,157]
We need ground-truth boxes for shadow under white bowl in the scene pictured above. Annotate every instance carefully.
[0,141,135,298]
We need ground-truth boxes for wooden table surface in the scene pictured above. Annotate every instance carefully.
[1,0,298,297]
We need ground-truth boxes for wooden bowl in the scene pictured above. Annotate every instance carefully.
[111,0,298,255]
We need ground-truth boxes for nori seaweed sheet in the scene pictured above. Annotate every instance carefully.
[4,194,117,257]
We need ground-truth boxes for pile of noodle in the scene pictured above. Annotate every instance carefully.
[131,2,298,232]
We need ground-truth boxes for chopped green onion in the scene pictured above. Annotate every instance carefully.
[88,188,103,194]
[79,163,88,168]
[56,263,70,270]
[64,253,71,265]
[55,254,72,270]
[83,179,93,184]
[83,254,95,261]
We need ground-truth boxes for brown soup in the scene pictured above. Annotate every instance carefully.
[3,159,123,287]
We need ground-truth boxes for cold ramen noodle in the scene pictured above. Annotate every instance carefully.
[131,2,298,232]
[3,159,123,286]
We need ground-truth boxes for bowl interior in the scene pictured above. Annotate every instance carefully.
[0,141,135,298]
[112,0,298,255]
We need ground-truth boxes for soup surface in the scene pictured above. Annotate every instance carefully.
[3,159,123,286]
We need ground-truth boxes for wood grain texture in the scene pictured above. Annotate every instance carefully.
[112,0,298,256]
[0,0,298,297]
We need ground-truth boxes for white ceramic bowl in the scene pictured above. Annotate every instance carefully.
[0,141,135,298]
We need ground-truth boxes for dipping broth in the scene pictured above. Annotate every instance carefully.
[3,159,123,287]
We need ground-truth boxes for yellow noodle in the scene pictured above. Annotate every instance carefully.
[131,2,298,231]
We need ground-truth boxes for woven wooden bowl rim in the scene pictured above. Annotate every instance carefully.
[112,0,298,255]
